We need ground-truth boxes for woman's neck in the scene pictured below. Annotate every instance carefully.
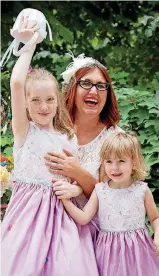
[74,114,106,145]
[75,115,100,130]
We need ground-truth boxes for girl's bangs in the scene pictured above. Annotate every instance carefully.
[103,136,134,160]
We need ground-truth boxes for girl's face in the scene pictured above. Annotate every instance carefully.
[104,154,133,186]
[75,68,107,119]
[26,80,58,130]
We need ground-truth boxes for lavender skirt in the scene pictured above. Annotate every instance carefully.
[95,228,159,276]
[1,181,99,276]
[73,198,100,248]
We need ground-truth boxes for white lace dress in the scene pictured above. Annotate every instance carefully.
[75,126,122,241]
[95,181,159,276]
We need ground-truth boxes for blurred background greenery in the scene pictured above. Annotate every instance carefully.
[1,1,159,228]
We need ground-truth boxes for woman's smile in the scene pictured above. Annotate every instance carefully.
[84,96,99,107]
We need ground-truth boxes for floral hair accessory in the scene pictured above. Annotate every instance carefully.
[61,51,105,84]
[28,66,33,73]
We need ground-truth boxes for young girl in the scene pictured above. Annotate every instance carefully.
[61,132,159,276]
[1,20,99,276]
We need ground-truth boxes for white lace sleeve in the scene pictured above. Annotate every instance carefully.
[70,134,78,158]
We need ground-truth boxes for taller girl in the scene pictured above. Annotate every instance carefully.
[1,18,99,276]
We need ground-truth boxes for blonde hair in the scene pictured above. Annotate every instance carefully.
[100,132,148,181]
[25,68,74,139]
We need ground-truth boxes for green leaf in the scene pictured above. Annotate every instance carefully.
[91,37,99,48]
[3,146,13,156]
[49,14,74,44]
[145,120,158,128]
[149,108,159,114]
[143,146,159,154]
[154,121,159,136]
[149,180,159,188]
[139,15,153,26]
[119,105,134,120]
[138,131,147,143]
[139,108,149,121]
[145,154,159,166]
[0,136,13,147]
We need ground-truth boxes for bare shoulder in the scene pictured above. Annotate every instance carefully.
[95,181,105,187]
[95,181,105,193]
[145,185,154,198]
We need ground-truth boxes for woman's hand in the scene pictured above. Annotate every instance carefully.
[45,149,81,179]
[45,149,97,198]
[52,180,83,199]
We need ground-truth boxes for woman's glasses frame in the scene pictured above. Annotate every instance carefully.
[77,79,110,91]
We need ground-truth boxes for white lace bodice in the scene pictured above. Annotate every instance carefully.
[76,125,122,208]
[95,181,147,232]
[13,122,77,183]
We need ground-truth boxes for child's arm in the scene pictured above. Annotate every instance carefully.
[10,20,38,144]
[144,187,159,256]
[62,189,98,225]
[53,180,83,199]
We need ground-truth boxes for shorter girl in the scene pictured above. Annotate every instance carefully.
[61,132,159,276]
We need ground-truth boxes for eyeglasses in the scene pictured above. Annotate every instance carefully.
[77,80,110,91]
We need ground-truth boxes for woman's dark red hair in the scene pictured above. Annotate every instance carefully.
[63,64,120,128]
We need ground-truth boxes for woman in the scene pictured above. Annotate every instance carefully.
[45,52,121,240]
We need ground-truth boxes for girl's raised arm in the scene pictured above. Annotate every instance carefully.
[62,189,98,225]
[10,19,38,143]
[144,187,159,255]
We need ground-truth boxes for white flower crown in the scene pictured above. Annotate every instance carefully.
[61,51,104,84]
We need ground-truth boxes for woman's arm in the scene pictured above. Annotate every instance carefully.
[10,20,38,143]
[45,149,98,198]
[144,187,159,256]
[62,189,98,225]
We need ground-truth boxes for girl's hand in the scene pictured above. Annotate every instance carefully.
[52,180,83,199]
[45,149,80,179]
[154,233,159,256]
[18,16,40,44]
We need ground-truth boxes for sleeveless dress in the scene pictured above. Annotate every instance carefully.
[75,125,122,243]
[1,122,99,276]
[95,181,159,276]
